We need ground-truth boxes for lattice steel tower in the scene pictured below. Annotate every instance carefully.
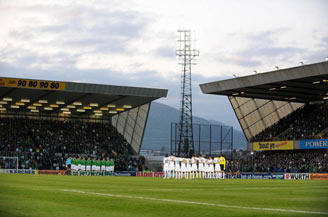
[176,30,199,157]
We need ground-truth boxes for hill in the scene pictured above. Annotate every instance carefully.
[141,102,247,152]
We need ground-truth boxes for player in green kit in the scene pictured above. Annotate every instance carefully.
[86,156,91,176]
[80,157,86,176]
[91,158,97,176]
[71,156,78,176]
[96,158,101,176]
[105,158,111,176]
[101,158,106,176]
[109,158,115,176]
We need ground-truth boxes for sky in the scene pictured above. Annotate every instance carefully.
[0,0,327,130]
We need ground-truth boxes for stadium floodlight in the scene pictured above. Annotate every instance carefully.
[100,107,109,111]
[269,88,276,91]
[77,109,85,112]
[27,106,36,109]
[50,104,59,108]
[3,97,12,101]
[116,108,124,111]
[90,103,98,107]
[67,105,76,108]
[0,101,7,104]
[16,102,24,106]
[109,110,117,114]
[83,106,92,110]
[280,86,287,89]
[313,81,321,84]
[107,104,116,108]
[123,105,132,109]
[61,108,69,111]
[31,109,39,113]
[21,99,30,103]
[0,108,6,111]
[33,103,42,106]
[10,105,19,109]
[56,101,65,105]
[44,107,53,110]
[39,100,48,104]
[73,102,82,106]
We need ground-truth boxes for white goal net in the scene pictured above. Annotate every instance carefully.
[0,156,36,174]
[0,156,18,171]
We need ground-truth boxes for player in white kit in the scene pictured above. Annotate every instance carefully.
[186,158,192,179]
[180,158,187,179]
[214,157,221,179]
[208,157,215,179]
[198,156,206,179]
[169,156,176,179]
[163,155,170,179]
[175,157,181,179]
[191,156,198,179]
[204,158,210,179]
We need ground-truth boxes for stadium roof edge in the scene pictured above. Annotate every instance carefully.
[0,76,168,98]
[199,61,328,103]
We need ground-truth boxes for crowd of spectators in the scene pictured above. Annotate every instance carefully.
[226,149,328,173]
[0,117,143,171]
[251,102,328,142]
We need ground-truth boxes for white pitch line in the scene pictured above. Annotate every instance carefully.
[60,189,328,215]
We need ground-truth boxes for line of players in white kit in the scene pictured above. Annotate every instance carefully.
[163,156,225,179]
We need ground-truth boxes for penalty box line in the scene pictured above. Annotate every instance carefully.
[60,189,328,215]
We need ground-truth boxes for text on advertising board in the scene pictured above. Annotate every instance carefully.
[0,78,66,91]
[253,141,293,151]
[284,173,310,180]
[300,139,328,149]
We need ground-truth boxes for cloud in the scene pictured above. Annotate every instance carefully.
[1,0,328,130]
[240,30,306,59]
[155,47,175,58]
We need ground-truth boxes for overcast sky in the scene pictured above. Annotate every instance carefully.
[0,0,327,130]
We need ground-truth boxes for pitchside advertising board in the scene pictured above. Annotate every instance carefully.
[253,141,294,151]
[240,173,284,179]
[300,139,328,149]
[0,169,37,174]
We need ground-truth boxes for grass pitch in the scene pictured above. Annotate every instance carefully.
[0,174,327,217]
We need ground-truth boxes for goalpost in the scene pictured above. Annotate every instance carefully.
[0,156,19,173]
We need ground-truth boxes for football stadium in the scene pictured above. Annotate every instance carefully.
[0,61,328,217]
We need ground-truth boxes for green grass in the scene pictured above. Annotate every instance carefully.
[0,174,328,217]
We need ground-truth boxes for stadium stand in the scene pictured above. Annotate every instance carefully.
[226,149,328,173]
[0,117,142,170]
[0,77,167,172]
[251,102,328,142]
[200,61,328,175]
